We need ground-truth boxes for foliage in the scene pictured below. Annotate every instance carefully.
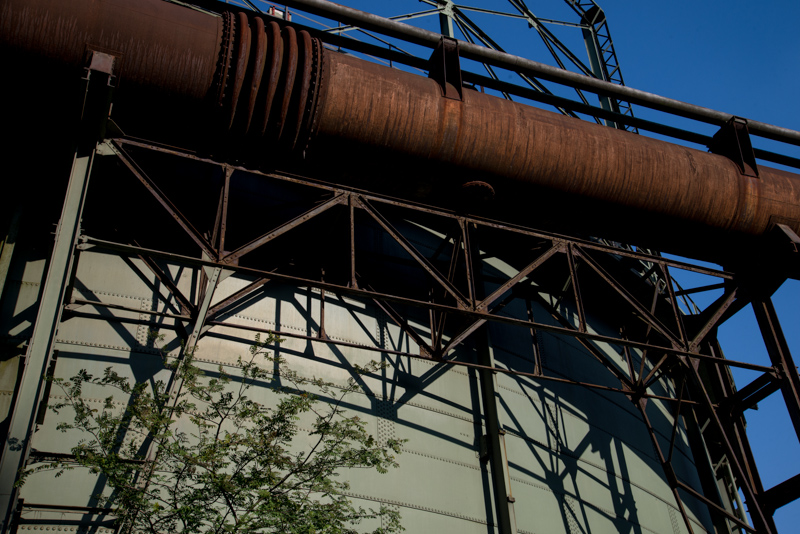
[21,333,403,534]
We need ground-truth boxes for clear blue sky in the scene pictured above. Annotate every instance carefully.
[284,0,800,530]
[598,2,800,531]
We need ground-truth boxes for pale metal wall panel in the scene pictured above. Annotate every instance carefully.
[9,208,723,533]
[0,258,47,342]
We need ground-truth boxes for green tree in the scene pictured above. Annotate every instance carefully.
[21,333,403,533]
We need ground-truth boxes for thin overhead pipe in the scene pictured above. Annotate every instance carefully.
[281,0,800,146]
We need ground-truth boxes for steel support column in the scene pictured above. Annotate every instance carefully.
[0,54,115,531]
[575,5,621,129]
[120,264,224,533]
[476,327,518,534]
[685,360,773,533]
[437,0,454,38]
[468,223,517,534]
[752,298,800,445]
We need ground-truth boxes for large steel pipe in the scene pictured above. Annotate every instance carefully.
[313,54,800,238]
[0,0,220,100]
[3,0,800,262]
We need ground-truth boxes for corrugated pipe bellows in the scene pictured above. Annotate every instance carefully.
[212,11,325,155]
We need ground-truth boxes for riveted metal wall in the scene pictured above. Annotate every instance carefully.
[0,152,716,532]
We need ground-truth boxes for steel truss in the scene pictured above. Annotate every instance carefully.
[4,130,796,532]
[0,2,798,532]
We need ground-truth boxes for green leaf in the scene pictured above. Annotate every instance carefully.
[19,336,403,533]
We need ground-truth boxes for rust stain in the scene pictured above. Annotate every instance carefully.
[4,0,800,256]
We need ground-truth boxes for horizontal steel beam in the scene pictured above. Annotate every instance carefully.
[78,235,775,374]
[113,139,737,280]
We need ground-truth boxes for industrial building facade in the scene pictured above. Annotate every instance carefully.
[1,1,799,533]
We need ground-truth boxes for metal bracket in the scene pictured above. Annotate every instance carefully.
[428,37,463,101]
[79,51,118,153]
[478,434,489,462]
[708,117,759,178]
[763,472,800,514]
[766,223,800,278]
[772,223,800,254]
[85,50,117,79]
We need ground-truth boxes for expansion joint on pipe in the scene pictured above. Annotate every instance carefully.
[210,12,327,159]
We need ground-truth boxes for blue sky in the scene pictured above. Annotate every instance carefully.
[599,2,800,531]
[283,0,800,529]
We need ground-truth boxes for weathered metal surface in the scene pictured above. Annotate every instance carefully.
[279,0,800,146]
[3,0,800,262]
[0,0,221,100]
[313,52,800,252]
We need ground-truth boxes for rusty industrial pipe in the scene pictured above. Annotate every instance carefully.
[3,0,800,264]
